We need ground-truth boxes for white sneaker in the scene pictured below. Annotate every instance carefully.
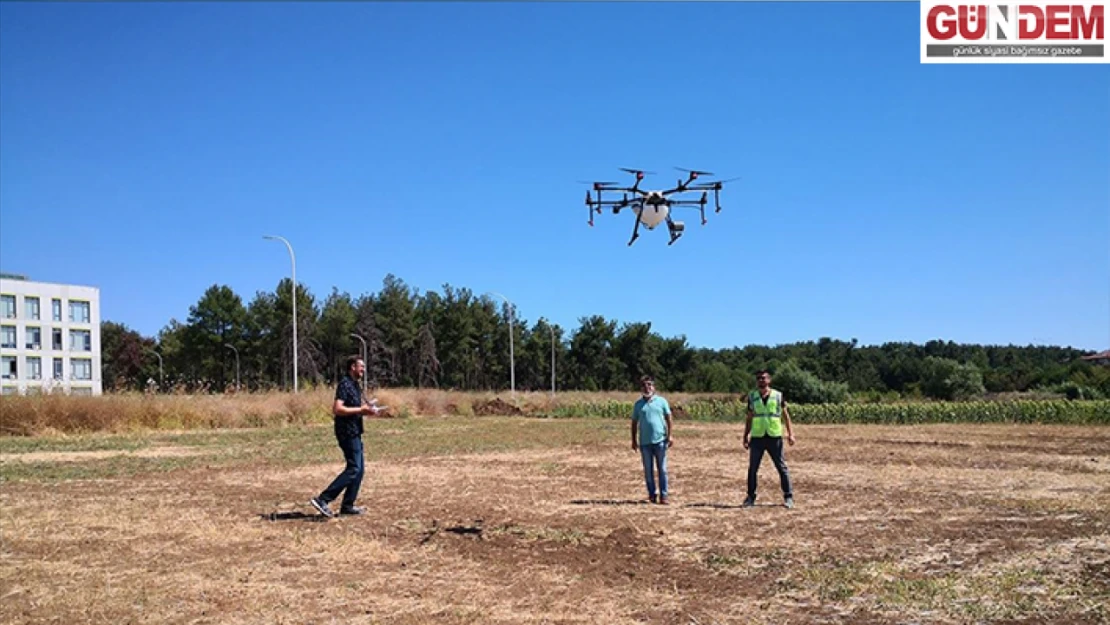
[310,497,335,518]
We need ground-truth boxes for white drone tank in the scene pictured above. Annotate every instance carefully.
[635,204,670,229]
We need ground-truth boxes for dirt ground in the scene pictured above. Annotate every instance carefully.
[1,420,1108,624]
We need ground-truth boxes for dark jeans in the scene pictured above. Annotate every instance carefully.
[319,435,364,509]
[747,436,792,500]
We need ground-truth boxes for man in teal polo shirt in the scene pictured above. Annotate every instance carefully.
[631,375,674,504]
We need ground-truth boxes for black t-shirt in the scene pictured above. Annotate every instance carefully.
[334,375,364,438]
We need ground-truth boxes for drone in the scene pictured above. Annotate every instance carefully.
[583,167,738,246]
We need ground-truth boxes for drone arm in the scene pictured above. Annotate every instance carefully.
[660,171,704,196]
[591,198,642,207]
[669,192,709,224]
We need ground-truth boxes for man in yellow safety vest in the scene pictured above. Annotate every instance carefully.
[742,369,796,509]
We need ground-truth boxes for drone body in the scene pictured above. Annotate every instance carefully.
[583,167,737,246]
[635,203,670,229]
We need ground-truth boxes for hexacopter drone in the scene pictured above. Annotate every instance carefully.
[583,167,738,246]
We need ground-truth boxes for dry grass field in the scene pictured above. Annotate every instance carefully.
[2,415,1108,624]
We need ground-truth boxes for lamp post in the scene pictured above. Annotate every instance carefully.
[224,344,240,392]
[146,348,163,391]
[263,235,298,393]
[350,333,367,394]
[489,291,515,396]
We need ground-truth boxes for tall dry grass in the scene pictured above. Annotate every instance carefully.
[0,389,331,436]
[2,388,1105,436]
[0,388,725,436]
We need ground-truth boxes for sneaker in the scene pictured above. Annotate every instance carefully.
[310,497,335,518]
[742,497,755,508]
[658,496,669,505]
[649,495,657,504]
[339,506,365,515]
[784,497,794,509]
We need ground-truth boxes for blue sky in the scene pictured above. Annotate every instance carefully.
[1,2,1107,352]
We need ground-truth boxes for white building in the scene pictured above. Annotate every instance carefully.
[0,273,102,395]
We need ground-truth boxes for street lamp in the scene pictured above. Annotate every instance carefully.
[224,344,240,392]
[489,291,515,396]
[263,234,298,393]
[146,348,163,391]
[350,333,367,394]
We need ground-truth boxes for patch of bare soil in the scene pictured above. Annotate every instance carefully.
[0,446,206,464]
[1,423,1108,625]
[473,397,523,416]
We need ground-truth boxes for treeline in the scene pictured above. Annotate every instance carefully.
[101,274,1110,402]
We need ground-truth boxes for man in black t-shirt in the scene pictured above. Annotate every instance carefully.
[310,356,384,518]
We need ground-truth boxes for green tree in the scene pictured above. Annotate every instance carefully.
[183,284,248,391]
[100,321,156,391]
[274,277,322,389]
[612,322,663,390]
[771,360,850,404]
[316,287,358,383]
[569,315,624,391]
[244,290,280,390]
[920,357,986,400]
[375,274,419,386]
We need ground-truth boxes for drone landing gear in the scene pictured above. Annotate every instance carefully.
[627,217,642,246]
[666,217,685,246]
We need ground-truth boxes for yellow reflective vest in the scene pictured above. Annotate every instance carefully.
[749,389,784,438]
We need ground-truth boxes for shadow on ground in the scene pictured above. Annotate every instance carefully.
[569,499,652,506]
[260,511,328,522]
[569,500,783,510]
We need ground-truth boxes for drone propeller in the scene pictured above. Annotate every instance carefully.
[619,167,655,182]
[689,176,742,189]
[675,167,715,179]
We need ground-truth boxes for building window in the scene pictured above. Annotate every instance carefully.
[53,358,64,380]
[25,327,42,350]
[1,356,15,380]
[71,387,93,396]
[69,330,91,352]
[52,299,62,322]
[1,386,16,396]
[69,301,91,323]
[71,358,92,381]
[0,295,14,319]
[27,357,41,380]
[25,297,40,321]
[52,328,63,351]
[0,325,14,349]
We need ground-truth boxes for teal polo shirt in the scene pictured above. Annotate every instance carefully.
[632,394,671,446]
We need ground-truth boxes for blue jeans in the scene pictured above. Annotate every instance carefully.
[319,435,365,509]
[639,441,669,499]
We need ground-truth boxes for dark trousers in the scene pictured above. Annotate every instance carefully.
[319,434,364,509]
[747,436,792,500]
